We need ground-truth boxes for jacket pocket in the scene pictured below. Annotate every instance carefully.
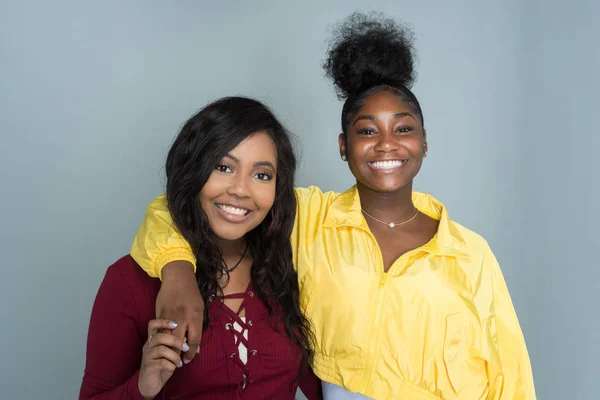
[444,313,464,360]
[443,313,488,396]
[299,272,317,320]
[443,313,466,393]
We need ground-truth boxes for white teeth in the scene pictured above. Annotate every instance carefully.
[369,160,405,169]
[217,204,249,216]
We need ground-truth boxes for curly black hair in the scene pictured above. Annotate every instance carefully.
[323,12,424,132]
[165,96,314,379]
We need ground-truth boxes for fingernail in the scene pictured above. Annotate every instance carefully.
[169,321,177,328]
[178,361,183,368]
[182,343,190,351]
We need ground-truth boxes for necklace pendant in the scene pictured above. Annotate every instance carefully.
[389,222,395,228]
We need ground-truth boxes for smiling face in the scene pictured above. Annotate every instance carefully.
[199,132,277,241]
[339,90,427,193]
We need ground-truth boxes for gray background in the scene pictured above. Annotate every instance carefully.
[1,0,597,399]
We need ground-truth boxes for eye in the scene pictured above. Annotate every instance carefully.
[396,126,413,134]
[357,128,376,136]
[215,164,232,173]
[254,172,273,181]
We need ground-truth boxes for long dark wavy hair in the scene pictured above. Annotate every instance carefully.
[165,96,313,373]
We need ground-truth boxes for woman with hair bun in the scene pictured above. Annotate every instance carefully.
[128,13,536,400]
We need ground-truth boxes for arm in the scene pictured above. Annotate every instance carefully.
[130,195,203,363]
[130,188,329,363]
[130,195,195,279]
[298,368,323,400]
[131,188,330,279]
[484,249,536,399]
[80,261,186,400]
[79,262,147,400]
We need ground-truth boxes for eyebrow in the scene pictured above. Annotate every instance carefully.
[352,112,416,125]
[224,154,276,170]
[254,161,276,170]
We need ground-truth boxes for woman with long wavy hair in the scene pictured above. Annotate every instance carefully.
[80,96,319,399]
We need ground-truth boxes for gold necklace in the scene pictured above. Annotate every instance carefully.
[361,208,419,229]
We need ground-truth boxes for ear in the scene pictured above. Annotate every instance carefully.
[423,129,428,155]
[338,133,347,161]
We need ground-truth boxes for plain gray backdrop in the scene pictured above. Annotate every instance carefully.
[1,0,598,399]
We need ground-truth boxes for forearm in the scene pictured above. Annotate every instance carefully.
[79,370,145,400]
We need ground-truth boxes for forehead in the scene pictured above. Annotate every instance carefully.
[228,131,277,163]
[358,91,414,114]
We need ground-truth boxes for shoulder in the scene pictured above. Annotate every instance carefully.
[451,221,489,246]
[446,221,501,298]
[294,186,340,206]
[294,186,342,226]
[147,193,168,209]
[101,255,161,302]
[449,221,495,260]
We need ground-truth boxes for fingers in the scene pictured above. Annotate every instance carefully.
[182,312,203,364]
[148,318,178,337]
[146,332,190,353]
[145,340,184,368]
[144,325,189,369]
[155,305,186,342]
[171,324,187,341]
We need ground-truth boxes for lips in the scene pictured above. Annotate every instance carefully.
[215,203,252,223]
[216,203,250,216]
[368,159,406,170]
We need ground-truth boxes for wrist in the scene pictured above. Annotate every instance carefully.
[137,380,155,400]
[161,261,195,283]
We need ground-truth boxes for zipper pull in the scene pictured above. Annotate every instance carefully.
[379,274,388,288]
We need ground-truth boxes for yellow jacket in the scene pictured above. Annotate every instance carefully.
[131,186,536,400]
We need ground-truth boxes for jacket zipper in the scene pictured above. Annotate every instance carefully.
[361,237,388,392]
[360,234,424,393]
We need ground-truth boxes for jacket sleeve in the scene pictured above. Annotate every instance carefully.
[130,188,328,279]
[130,194,196,279]
[484,247,536,399]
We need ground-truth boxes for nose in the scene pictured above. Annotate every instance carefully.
[373,131,398,153]
[227,173,251,198]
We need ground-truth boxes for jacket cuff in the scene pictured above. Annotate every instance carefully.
[154,247,196,280]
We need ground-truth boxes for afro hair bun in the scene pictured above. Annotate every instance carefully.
[323,12,417,99]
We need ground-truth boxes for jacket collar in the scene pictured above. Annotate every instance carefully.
[322,185,469,257]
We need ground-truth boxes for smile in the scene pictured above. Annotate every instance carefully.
[217,203,250,216]
[215,203,251,222]
[368,159,406,170]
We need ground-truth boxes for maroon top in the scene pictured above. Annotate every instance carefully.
[80,255,321,400]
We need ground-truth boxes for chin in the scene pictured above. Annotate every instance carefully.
[210,227,249,242]
[363,178,411,193]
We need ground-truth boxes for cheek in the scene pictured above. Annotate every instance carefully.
[408,136,425,150]
[198,174,222,201]
[347,139,371,160]
[254,182,276,212]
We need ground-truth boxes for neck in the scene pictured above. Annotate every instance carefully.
[214,236,247,258]
[357,181,416,223]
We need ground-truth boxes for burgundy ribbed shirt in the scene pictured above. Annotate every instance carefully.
[80,255,322,400]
